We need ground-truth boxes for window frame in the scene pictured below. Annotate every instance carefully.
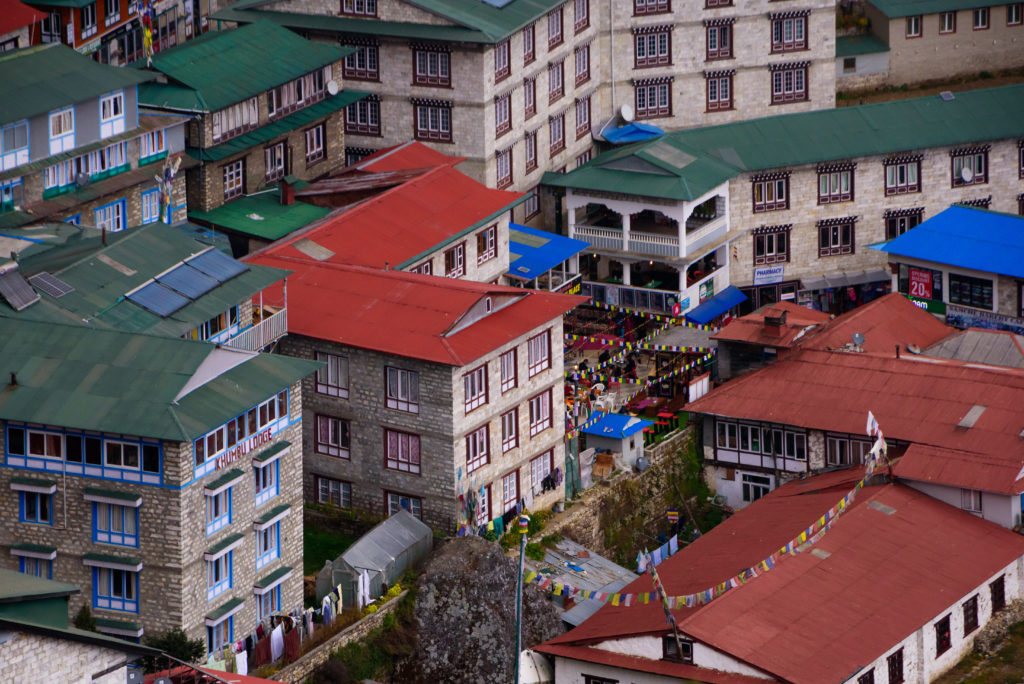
[548,60,565,103]
[741,473,771,502]
[413,102,453,143]
[305,123,326,165]
[466,424,490,473]
[315,351,349,398]
[343,44,380,81]
[413,48,452,87]
[770,64,807,104]
[992,575,1006,612]
[549,113,566,155]
[264,141,286,183]
[254,459,279,507]
[256,521,280,570]
[20,491,53,525]
[706,72,732,112]
[635,81,672,119]
[502,408,520,452]
[495,39,510,83]
[885,159,921,195]
[524,185,540,219]
[317,476,352,508]
[93,566,139,613]
[386,492,423,521]
[906,15,922,37]
[818,166,854,203]
[345,98,381,136]
[99,90,125,138]
[464,364,489,413]
[662,635,694,664]
[530,449,553,488]
[963,595,979,634]
[951,149,988,187]
[548,6,563,48]
[444,241,466,277]
[502,469,520,512]
[771,15,807,52]
[500,348,518,392]
[575,96,591,139]
[223,159,245,201]
[495,92,512,138]
[384,429,421,475]
[752,175,789,212]
[934,614,952,656]
[528,330,552,377]
[205,488,232,536]
[885,210,922,239]
[575,43,591,86]
[706,23,732,60]
[973,6,989,29]
[206,550,233,601]
[753,226,790,265]
[940,11,957,32]
[634,29,671,68]
[634,0,670,15]
[207,616,233,654]
[93,501,139,547]
[341,0,376,17]
[81,2,98,38]
[386,366,420,413]
[315,414,351,459]
[523,23,536,65]
[477,225,497,264]
[528,389,553,436]
[1009,3,1023,25]
[949,272,993,310]
[818,220,856,257]
[574,0,590,32]
[524,77,537,119]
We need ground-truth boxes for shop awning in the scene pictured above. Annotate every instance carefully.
[799,268,890,291]
[507,224,589,281]
[685,286,747,325]
[602,122,665,144]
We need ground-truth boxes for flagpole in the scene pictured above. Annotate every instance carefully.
[514,514,529,684]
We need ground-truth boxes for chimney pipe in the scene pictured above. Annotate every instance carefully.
[101,226,107,246]
[9,372,16,387]
[281,179,295,206]
[895,344,900,359]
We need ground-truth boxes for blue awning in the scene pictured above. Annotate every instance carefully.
[685,285,747,325]
[507,224,589,280]
[602,122,665,144]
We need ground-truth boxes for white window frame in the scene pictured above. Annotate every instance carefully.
[99,91,125,138]
[550,109,565,155]
[961,488,983,513]
[502,470,519,511]
[94,200,126,233]
[1,120,29,171]
[445,242,465,277]
[139,128,166,160]
[306,123,325,163]
[500,349,517,392]
[223,160,244,200]
[464,365,488,413]
[206,552,232,601]
[496,147,512,188]
[528,330,551,377]
[385,429,421,474]
[529,390,552,436]
[502,408,519,452]
[318,477,352,508]
[973,7,989,28]
[264,142,285,183]
[387,492,422,519]
[742,473,771,502]
[315,415,350,459]
[386,366,419,413]
[315,352,349,398]
[49,108,75,155]
[531,450,553,488]
[466,425,490,473]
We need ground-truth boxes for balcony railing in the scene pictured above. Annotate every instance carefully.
[224,309,288,352]
[582,281,680,314]
[575,224,680,257]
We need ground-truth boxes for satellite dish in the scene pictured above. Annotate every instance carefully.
[620,103,635,122]
[960,166,974,183]
[327,80,339,96]
[907,343,922,355]
[852,332,866,347]
[74,173,90,189]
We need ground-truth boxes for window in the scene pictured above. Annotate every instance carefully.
[529,390,552,436]
[549,60,565,103]
[156,7,178,52]
[634,0,669,15]
[414,102,452,142]
[770,64,807,103]
[345,99,381,136]
[548,6,563,48]
[208,617,232,654]
[94,200,127,233]
[576,149,592,168]
[0,120,28,171]
[99,91,125,138]
[223,160,244,200]
[818,166,854,203]
[318,477,352,508]
[477,225,497,264]
[771,15,807,52]
[575,44,590,85]
[139,129,166,161]
[502,470,519,511]
[549,113,565,155]
[899,264,943,301]
[20,492,52,524]
[973,7,989,28]
[94,567,138,613]
[826,435,870,465]
[254,461,279,507]
[531,450,553,487]
[959,487,983,513]
[386,367,420,413]
[207,552,232,600]
[963,595,979,634]
[992,575,1006,612]
[343,45,379,80]
[738,424,760,452]
[141,189,160,225]
[528,330,551,376]
[495,39,510,82]
[466,425,490,473]
[341,0,375,16]
[48,108,75,155]
[465,365,489,412]
[1010,3,1023,24]
[785,431,807,460]
[906,15,922,36]
[445,242,465,277]
[385,429,421,474]
[306,124,325,164]
[475,485,491,526]
[19,556,52,579]
[753,225,790,265]
[387,492,422,520]
[742,473,771,502]
[752,175,788,212]
[663,635,694,663]
[949,273,993,310]
[706,71,732,111]
[635,29,671,67]
[934,614,951,656]
[951,148,987,186]
[258,585,281,621]
[523,23,535,64]
[940,11,956,32]
[525,130,538,172]
[575,96,591,139]
[81,2,97,38]
[843,56,857,72]
[885,158,921,195]
[885,209,922,239]
[211,98,258,143]
[502,409,520,452]
[206,489,231,536]
[706,23,732,59]
[524,185,540,219]
[41,11,61,42]
[706,0,731,6]
[316,415,350,459]
[495,93,511,138]
[716,421,737,449]
[524,77,537,118]
[500,349,518,392]
[858,670,875,684]
[94,503,138,547]
[574,0,589,32]
[635,80,672,119]
[265,142,286,183]
[818,220,855,257]
[256,522,280,569]
[414,48,451,87]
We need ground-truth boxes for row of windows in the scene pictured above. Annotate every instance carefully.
[193,391,289,477]
[316,477,430,524]
[715,421,808,460]
[6,424,161,476]
[632,17,806,70]
[897,263,997,310]
[205,523,282,602]
[905,5,1022,37]
[220,124,325,201]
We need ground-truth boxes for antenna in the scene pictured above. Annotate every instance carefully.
[620,103,635,122]
[960,166,974,183]
[852,332,866,348]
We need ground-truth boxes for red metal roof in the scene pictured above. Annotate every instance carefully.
[800,293,953,354]
[686,348,1024,460]
[712,301,830,348]
[248,256,586,366]
[894,443,1024,495]
[0,0,45,35]
[356,140,465,172]
[256,164,523,270]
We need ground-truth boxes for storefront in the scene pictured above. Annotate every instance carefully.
[796,268,891,315]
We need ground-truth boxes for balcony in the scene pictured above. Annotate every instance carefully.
[581,281,681,314]
[224,309,287,352]
[574,225,680,258]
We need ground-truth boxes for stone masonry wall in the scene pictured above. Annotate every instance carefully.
[0,630,129,684]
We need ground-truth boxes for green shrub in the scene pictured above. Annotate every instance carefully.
[525,543,545,561]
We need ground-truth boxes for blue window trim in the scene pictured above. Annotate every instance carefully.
[19,556,53,579]
[93,198,127,233]
[92,501,140,548]
[48,106,75,153]
[0,119,29,158]
[206,551,233,602]
[64,214,81,225]
[194,388,290,480]
[254,460,280,508]
[92,567,140,614]
[0,177,23,212]
[256,521,280,570]
[98,89,126,139]
[258,585,281,620]
[141,187,160,224]
[19,492,53,525]
[207,616,233,654]
[205,488,233,537]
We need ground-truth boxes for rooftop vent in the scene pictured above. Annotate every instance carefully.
[867,500,896,516]
[957,404,986,429]
[810,548,832,560]
[293,238,335,262]
[940,91,955,101]
[763,308,787,336]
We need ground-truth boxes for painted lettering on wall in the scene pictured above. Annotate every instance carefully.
[216,429,273,469]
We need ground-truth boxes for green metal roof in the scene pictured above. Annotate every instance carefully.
[23,0,94,8]
[142,21,352,112]
[0,44,156,126]
[0,122,148,183]
[83,487,142,503]
[254,503,291,525]
[204,467,245,491]
[836,34,891,57]
[867,0,998,18]
[206,532,245,556]
[251,440,290,463]
[254,564,292,589]
[206,596,244,621]
[404,0,569,41]
[547,84,1024,201]
[0,317,319,441]
[93,617,142,633]
[82,552,142,568]
[187,90,368,161]
[0,569,78,602]
[9,543,57,555]
[10,476,57,487]
[190,188,329,241]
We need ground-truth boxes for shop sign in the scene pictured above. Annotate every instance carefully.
[904,295,945,315]
[557,277,582,295]
[908,267,933,299]
[753,265,784,286]
[946,305,1024,335]
[216,428,273,469]
[672,297,690,316]
[698,278,714,303]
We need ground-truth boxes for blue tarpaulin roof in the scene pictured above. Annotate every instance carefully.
[507,224,589,280]
[580,411,654,439]
[602,122,665,144]
[872,206,1024,279]
[685,285,747,325]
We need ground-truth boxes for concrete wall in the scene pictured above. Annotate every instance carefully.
[836,50,889,91]
[903,480,1017,529]
[886,255,1024,320]
[0,630,130,684]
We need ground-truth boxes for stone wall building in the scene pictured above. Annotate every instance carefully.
[0,43,190,234]
[0,318,318,655]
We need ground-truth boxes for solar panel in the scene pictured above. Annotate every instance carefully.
[185,249,247,283]
[0,265,40,311]
[126,281,190,317]
[156,263,219,299]
[29,272,75,298]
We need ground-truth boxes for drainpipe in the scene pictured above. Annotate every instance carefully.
[608,0,615,112]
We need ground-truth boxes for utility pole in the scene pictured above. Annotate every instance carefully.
[513,513,529,684]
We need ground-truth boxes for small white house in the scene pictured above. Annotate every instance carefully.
[580,412,654,468]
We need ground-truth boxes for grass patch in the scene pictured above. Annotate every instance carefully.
[326,586,417,681]
[934,619,1024,684]
[303,526,356,575]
